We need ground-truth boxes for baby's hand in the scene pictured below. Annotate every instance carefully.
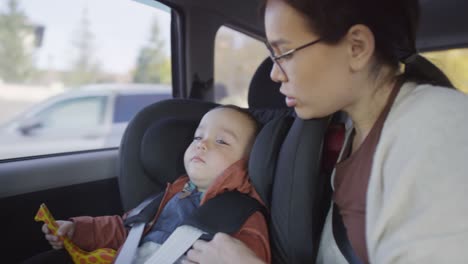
[42,220,75,250]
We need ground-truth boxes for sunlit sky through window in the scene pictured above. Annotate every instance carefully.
[0,0,171,74]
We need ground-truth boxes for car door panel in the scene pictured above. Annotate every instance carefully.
[0,150,123,263]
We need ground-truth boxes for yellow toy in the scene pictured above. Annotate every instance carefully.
[34,203,116,264]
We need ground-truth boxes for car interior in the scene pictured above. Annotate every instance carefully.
[1,0,467,262]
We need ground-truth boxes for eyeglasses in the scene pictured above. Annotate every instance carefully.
[265,38,322,77]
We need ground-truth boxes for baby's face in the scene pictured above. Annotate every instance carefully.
[184,108,256,192]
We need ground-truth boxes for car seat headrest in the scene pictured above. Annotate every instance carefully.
[120,99,293,211]
[119,99,218,210]
[140,118,198,186]
[249,115,294,208]
[249,108,295,127]
[248,57,285,109]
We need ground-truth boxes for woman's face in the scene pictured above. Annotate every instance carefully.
[264,0,359,119]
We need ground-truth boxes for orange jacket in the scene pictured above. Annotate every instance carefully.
[71,159,271,263]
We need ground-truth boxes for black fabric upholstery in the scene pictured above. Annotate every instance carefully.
[248,58,285,109]
[249,116,332,264]
[119,99,218,211]
[140,118,198,185]
[249,115,294,208]
[119,98,293,211]
[247,57,294,128]
[183,191,267,241]
[270,117,331,264]
[249,108,295,127]
[118,57,331,264]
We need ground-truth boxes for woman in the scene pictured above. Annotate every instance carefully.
[183,0,468,263]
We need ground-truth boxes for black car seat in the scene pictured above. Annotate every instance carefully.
[118,58,291,211]
[247,57,284,108]
[119,99,217,210]
[249,114,332,263]
[118,57,333,264]
[246,59,332,263]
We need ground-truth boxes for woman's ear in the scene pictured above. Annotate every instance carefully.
[345,24,375,72]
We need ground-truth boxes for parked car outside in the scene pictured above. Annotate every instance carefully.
[0,83,172,159]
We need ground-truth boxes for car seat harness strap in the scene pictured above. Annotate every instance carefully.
[116,191,266,263]
[115,192,165,264]
[144,225,204,264]
[183,191,267,240]
[332,203,363,264]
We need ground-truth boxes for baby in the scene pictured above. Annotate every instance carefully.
[37,105,270,264]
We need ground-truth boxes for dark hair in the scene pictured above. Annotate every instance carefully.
[263,0,453,88]
[212,104,261,135]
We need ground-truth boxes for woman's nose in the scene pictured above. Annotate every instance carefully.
[270,61,287,83]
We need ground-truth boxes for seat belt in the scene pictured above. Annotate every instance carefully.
[115,224,145,264]
[324,120,363,264]
[116,191,266,263]
[144,225,204,264]
[143,191,266,263]
[332,203,363,264]
[114,192,165,264]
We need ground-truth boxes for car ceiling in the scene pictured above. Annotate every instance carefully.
[418,0,468,51]
[160,0,468,51]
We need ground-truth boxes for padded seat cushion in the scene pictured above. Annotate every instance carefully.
[140,118,198,186]
[249,116,332,263]
[119,99,218,210]
[119,99,294,210]
[248,58,284,108]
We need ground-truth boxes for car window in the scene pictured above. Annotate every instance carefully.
[113,93,172,123]
[0,0,172,159]
[422,48,468,93]
[214,26,269,107]
[35,96,107,129]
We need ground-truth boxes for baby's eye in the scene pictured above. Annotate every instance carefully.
[216,139,229,145]
[193,136,202,141]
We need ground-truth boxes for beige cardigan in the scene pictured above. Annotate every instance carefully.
[317,82,468,263]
